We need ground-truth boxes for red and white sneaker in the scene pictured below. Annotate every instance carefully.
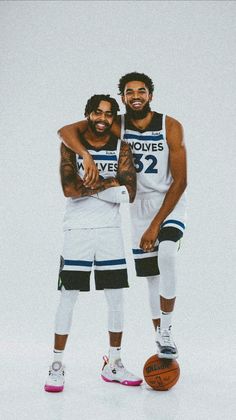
[44,361,65,392]
[101,356,142,386]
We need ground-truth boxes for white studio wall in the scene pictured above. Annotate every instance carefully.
[1,1,236,420]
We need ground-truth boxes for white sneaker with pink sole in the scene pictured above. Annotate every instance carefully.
[101,356,142,386]
[44,361,65,392]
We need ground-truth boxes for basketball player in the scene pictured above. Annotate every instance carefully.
[45,94,142,392]
[58,73,187,360]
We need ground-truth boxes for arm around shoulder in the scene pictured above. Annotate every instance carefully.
[58,120,88,137]
[58,119,100,186]
[57,120,88,156]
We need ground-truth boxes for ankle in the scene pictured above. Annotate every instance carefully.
[160,311,172,330]
[53,348,64,364]
[109,346,121,364]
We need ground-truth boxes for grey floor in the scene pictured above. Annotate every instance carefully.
[1,273,235,420]
[1,205,236,420]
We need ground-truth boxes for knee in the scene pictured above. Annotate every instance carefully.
[58,288,79,312]
[158,241,178,262]
[104,289,124,312]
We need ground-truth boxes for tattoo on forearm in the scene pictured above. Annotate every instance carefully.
[60,141,136,200]
[78,177,119,197]
[117,142,137,202]
[60,144,80,193]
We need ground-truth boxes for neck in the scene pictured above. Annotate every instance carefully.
[130,111,153,130]
[84,127,111,147]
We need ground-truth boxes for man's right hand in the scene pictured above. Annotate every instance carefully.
[82,153,99,188]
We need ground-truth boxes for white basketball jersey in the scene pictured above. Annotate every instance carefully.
[63,135,122,230]
[121,112,172,196]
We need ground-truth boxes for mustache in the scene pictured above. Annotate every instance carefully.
[95,121,109,127]
[125,102,151,120]
[131,99,143,103]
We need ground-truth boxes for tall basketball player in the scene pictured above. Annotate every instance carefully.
[45,94,142,393]
[58,73,187,360]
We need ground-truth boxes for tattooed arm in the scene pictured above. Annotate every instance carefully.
[60,143,121,198]
[95,141,137,204]
[58,118,122,188]
[116,141,137,203]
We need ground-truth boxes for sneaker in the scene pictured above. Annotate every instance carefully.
[156,326,178,359]
[44,361,65,392]
[101,356,143,386]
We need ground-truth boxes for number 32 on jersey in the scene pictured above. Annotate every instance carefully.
[133,153,158,173]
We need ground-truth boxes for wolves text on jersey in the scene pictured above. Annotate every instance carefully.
[129,141,164,152]
[77,161,118,173]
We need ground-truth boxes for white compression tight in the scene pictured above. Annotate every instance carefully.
[104,288,124,332]
[54,287,124,335]
[146,240,179,318]
[147,275,161,319]
[55,287,79,335]
[158,240,179,299]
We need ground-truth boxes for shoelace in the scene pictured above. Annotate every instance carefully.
[161,329,175,347]
[115,359,124,369]
[49,368,64,378]
[110,360,137,379]
[109,360,124,372]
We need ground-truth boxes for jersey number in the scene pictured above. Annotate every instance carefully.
[133,153,158,173]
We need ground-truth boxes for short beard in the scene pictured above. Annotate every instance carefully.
[88,119,111,137]
[125,102,151,120]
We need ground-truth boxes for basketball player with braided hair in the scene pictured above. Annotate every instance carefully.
[45,94,142,392]
[58,74,187,360]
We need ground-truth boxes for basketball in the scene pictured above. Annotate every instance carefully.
[143,354,180,391]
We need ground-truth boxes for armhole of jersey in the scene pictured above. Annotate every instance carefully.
[162,114,167,141]
[116,138,121,162]
[120,114,125,140]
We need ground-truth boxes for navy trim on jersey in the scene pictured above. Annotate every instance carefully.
[80,133,119,151]
[125,112,163,133]
[91,155,117,161]
[95,258,126,266]
[161,220,185,230]
[64,259,93,267]
[77,154,117,161]
[123,134,163,142]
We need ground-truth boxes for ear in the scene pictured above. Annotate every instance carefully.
[121,95,126,104]
[149,93,153,102]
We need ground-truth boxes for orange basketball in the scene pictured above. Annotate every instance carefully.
[143,354,180,391]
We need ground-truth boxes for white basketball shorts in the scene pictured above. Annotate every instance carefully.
[58,227,129,291]
[130,192,187,277]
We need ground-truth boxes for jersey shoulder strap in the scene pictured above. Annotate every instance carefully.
[120,112,164,134]
[162,114,166,138]
[148,112,163,131]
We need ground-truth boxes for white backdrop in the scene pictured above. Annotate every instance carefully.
[1,1,236,419]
